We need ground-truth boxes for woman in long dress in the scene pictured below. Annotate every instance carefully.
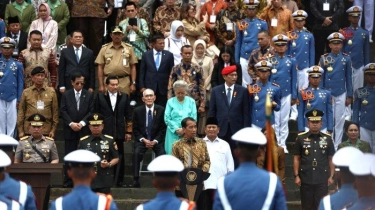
[164,80,197,154]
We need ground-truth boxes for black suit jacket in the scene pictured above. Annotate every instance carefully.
[58,46,95,90]
[211,63,242,88]
[95,91,131,139]
[7,30,27,57]
[60,88,94,139]
[139,49,174,95]
[132,104,166,144]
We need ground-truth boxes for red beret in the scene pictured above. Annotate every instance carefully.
[222,65,237,75]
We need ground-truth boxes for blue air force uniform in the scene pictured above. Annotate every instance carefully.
[353,63,375,152]
[0,195,23,210]
[0,37,24,137]
[135,155,195,210]
[318,146,363,210]
[298,66,333,132]
[288,10,315,90]
[235,1,268,86]
[214,128,287,210]
[49,150,118,210]
[250,61,281,129]
[318,32,353,148]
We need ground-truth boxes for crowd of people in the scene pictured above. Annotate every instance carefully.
[0,0,374,209]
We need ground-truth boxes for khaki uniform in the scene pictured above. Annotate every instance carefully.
[15,135,59,163]
[95,42,137,95]
[17,85,59,136]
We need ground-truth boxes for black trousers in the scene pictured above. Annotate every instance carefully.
[154,86,168,108]
[176,190,207,210]
[300,183,328,210]
[313,29,337,65]
[114,139,125,184]
[64,137,79,184]
[133,141,165,179]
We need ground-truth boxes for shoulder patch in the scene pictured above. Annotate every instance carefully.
[80,135,89,141]
[20,136,29,141]
[298,131,308,136]
[104,135,113,139]
[45,136,54,141]
[272,82,280,87]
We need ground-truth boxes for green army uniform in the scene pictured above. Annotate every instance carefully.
[95,41,137,95]
[15,135,58,163]
[17,85,59,136]
[338,139,372,153]
[48,0,70,46]
[79,134,119,191]
[5,1,36,33]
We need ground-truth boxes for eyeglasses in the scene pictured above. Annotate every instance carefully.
[75,82,85,85]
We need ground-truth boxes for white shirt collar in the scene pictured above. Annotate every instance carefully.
[146,104,154,113]
[108,91,117,97]
[224,83,234,90]
[203,136,219,142]
[153,49,162,55]
[74,89,81,95]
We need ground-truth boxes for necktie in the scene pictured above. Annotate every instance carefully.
[75,48,80,62]
[147,109,153,140]
[13,34,18,45]
[155,52,161,70]
[75,92,80,111]
[227,88,232,104]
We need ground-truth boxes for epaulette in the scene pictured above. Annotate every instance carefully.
[104,135,114,139]
[20,136,29,141]
[124,43,132,47]
[101,43,109,48]
[322,132,331,136]
[272,82,280,87]
[45,136,54,141]
[298,131,308,136]
[322,53,329,57]
[80,135,89,141]
[342,52,350,56]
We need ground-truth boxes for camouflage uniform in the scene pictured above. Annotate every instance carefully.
[15,135,58,163]
[215,8,245,49]
[17,85,59,136]
[95,42,138,95]
[247,45,275,80]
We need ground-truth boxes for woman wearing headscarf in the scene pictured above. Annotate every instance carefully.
[164,20,190,66]
[28,3,58,52]
[192,39,214,136]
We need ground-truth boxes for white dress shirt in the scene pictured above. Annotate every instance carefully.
[74,46,82,60]
[203,136,234,189]
[69,89,86,127]
[140,105,159,143]
[109,91,117,111]
[224,83,235,103]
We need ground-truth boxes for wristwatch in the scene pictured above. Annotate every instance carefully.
[132,81,136,85]
[294,174,299,178]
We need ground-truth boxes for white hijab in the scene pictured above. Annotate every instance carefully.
[169,20,184,42]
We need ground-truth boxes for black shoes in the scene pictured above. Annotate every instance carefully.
[127,181,141,188]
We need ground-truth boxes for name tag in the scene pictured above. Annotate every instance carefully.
[37,100,44,110]
[123,58,127,66]
[323,3,329,11]
[226,23,233,31]
[210,15,216,23]
[13,48,19,56]
[129,33,136,42]
[271,18,278,27]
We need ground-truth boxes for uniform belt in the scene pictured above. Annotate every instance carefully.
[104,74,129,78]
[312,160,317,167]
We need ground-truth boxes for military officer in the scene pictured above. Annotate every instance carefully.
[49,150,118,210]
[319,32,353,149]
[346,153,375,209]
[318,147,363,210]
[249,60,281,130]
[287,10,315,90]
[269,34,297,153]
[78,113,119,194]
[234,0,268,86]
[14,114,59,163]
[353,63,375,153]
[294,109,335,210]
[0,135,36,210]
[135,155,196,210]
[0,150,24,210]
[297,66,333,133]
[342,6,370,94]
[96,26,137,95]
[213,127,287,209]
[0,37,24,137]
[17,66,59,138]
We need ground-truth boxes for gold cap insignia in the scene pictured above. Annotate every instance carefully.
[261,61,267,66]
[313,66,319,71]
[333,33,339,38]
[93,114,98,120]
[34,115,40,121]
[312,110,317,116]
[278,34,283,40]
[4,37,10,42]
[297,10,303,15]
[249,0,254,4]
[370,64,375,69]
[353,7,359,11]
